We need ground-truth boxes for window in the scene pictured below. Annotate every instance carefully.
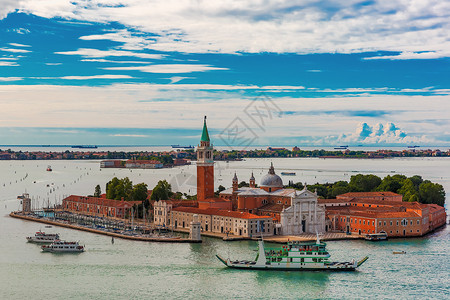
[390,221,393,226]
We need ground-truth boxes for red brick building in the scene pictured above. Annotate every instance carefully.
[62,195,141,219]
[324,192,446,237]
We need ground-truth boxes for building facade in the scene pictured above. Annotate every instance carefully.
[324,192,446,237]
[280,188,326,235]
[63,195,141,219]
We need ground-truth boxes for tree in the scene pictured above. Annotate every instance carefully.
[215,185,226,196]
[132,183,148,201]
[419,181,445,206]
[151,180,172,201]
[397,179,419,202]
[238,181,249,188]
[376,175,406,193]
[94,184,101,197]
[106,177,120,199]
[409,175,423,190]
[329,181,350,198]
[349,174,381,192]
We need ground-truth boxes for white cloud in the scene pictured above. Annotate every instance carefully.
[0,83,448,147]
[0,47,31,53]
[80,59,149,64]
[45,63,62,66]
[0,61,19,66]
[55,48,163,59]
[0,57,18,60]
[59,75,134,80]
[363,51,447,60]
[320,122,433,145]
[0,77,22,81]
[103,64,228,74]
[9,43,31,47]
[111,134,149,138]
[7,0,450,57]
[166,76,192,83]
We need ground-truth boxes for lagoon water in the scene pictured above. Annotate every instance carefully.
[0,156,449,299]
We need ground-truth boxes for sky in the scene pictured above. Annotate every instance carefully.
[0,0,449,147]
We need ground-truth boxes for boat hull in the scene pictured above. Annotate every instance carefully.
[216,255,358,271]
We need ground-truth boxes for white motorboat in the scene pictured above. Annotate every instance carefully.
[26,231,60,243]
[41,240,85,253]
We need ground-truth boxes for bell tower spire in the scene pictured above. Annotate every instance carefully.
[197,116,214,201]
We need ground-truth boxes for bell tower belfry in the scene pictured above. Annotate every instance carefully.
[197,116,214,201]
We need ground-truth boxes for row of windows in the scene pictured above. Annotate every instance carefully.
[340,217,420,227]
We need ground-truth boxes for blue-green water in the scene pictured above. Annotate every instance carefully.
[0,157,449,299]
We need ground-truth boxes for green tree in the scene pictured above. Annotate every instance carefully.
[215,185,226,196]
[397,179,419,202]
[409,175,423,190]
[349,174,381,192]
[306,183,329,198]
[419,181,445,206]
[94,184,101,197]
[151,180,172,201]
[329,181,350,198]
[238,181,249,188]
[376,175,406,193]
[132,183,148,201]
[106,177,120,199]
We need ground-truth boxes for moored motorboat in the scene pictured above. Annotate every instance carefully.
[217,236,368,271]
[26,231,60,243]
[41,240,84,253]
[365,231,388,241]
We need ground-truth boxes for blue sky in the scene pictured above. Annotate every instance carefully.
[0,1,449,147]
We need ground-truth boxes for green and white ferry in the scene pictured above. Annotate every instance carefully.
[217,236,368,271]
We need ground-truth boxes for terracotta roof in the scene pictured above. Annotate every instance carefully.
[428,204,446,212]
[173,207,270,219]
[338,191,400,198]
[64,195,141,208]
[153,200,198,207]
[258,203,285,213]
[318,199,349,203]
[199,197,230,203]
[326,207,421,218]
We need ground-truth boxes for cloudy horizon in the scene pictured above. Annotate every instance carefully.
[0,1,449,147]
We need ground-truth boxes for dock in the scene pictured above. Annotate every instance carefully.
[9,212,201,243]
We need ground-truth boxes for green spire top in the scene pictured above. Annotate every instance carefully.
[200,116,210,142]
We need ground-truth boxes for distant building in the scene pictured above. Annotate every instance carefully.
[100,160,123,168]
[125,160,163,169]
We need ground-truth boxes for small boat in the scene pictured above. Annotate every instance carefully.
[41,240,84,253]
[281,172,296,176]
[71,145,98,149]
[365,231,388,241]
[27,231,60,243]
[216,235,368,271]
[393,251,406,254]
[46,165,52,171]
[171,145,194,149]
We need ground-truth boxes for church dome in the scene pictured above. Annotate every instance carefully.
[260,163,283,187]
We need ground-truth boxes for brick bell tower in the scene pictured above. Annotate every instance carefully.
[197,116,214,201]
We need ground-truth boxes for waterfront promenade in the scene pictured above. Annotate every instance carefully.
[9,212,200,243]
